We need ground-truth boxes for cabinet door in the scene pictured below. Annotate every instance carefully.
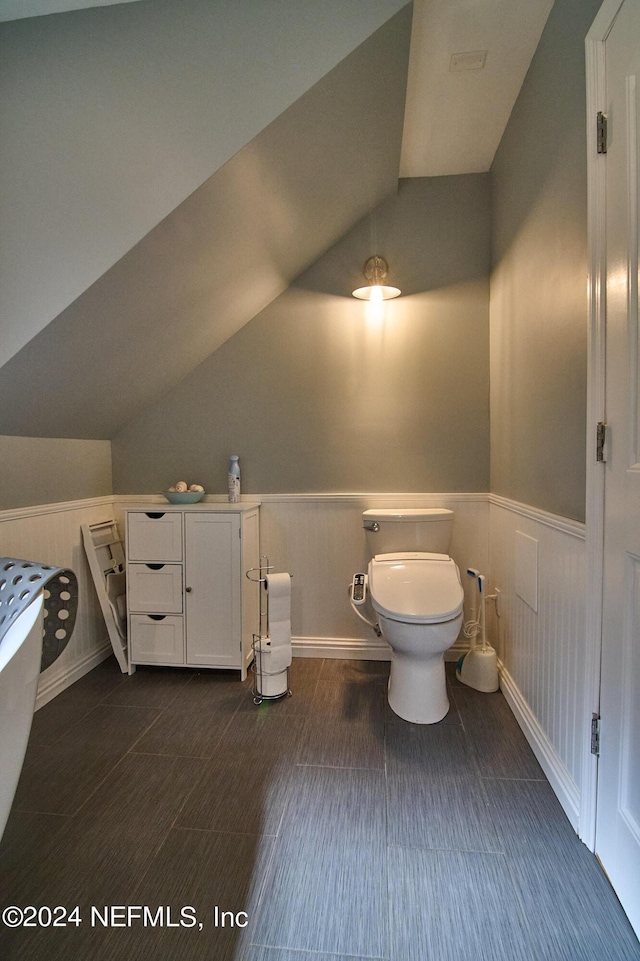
[184,513,241,667]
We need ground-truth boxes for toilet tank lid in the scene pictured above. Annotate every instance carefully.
[368,553,463,622]
[373,552,449,562]
[362,508,453,524]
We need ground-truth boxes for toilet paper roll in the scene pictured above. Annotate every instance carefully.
[256,637,291,676]
[264,573,292,671]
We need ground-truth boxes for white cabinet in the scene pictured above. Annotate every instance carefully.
[125,504,260,679]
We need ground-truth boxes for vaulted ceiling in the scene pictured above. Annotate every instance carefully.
[0,7,412,438]
[0,0,553,440]
[0,0,554,180]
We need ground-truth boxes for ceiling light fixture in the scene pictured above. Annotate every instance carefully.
[352,255,401,301]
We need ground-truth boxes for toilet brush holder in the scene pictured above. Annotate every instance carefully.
[456,646,499,693]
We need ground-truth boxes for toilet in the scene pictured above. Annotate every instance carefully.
[363,509,464,724]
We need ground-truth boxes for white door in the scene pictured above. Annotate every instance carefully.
[184,512,241,668]
[596,0,640,936]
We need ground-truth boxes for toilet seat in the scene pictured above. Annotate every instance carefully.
[368,552,463,624]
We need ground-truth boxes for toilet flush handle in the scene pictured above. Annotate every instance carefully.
[363,520,379,532]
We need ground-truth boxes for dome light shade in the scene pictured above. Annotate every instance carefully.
[352,255,401,300]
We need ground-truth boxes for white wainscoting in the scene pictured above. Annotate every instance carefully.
[256,493,489,660]
[0,496,116,708]
[115,492,489,658]
[489,495,586,830]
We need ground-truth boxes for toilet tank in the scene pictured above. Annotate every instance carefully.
[363,508,454,556]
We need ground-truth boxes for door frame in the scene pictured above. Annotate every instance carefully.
[582,0,626,849]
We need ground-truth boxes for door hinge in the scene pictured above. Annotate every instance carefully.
[596,421,607,462]
[597,112,608,154]
[591,713,601,756]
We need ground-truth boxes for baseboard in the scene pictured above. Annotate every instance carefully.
[35,642,113,710]
[291,636,469,662]
[499,661,581,831]
[445,642,469,663]
[291,636,391,659]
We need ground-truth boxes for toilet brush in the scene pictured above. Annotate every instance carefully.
[456,573,499,693]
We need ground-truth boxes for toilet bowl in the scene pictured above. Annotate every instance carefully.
[368,552,464,723]
[356,509,464,724]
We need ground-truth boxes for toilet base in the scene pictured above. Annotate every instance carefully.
[387,651,449,724]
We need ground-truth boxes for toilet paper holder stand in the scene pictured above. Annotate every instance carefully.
[246,555,292,704]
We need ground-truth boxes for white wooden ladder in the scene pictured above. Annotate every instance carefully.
[81,520,128,673]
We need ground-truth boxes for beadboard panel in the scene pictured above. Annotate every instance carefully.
[0,497,115,707]
[257,493,489,649]
[489,498,586,825]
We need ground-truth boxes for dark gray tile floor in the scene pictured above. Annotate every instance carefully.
[1,656,639,961]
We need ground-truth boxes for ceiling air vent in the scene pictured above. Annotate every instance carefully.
[449,50,487,72]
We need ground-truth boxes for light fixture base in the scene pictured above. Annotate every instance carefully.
[363,255,389,284]
[352,255,401,301]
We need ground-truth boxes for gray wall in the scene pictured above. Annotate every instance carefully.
[0,0,408,369]
[112,175,490,495]
[0,436,112,510]
[489,0,602,522]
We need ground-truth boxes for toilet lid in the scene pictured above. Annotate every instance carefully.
[368,553,464,624]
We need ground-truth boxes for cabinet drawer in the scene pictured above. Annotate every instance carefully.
[127,512,183,562]
[127,563,183,613]
[130,614,184,664]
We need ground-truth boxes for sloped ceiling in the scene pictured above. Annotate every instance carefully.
[400,0,554,176]
[1,0,554,183]
[0,7,412,439]
[0,0,555,447]
[0,0,408,368]
[0,0,142,15]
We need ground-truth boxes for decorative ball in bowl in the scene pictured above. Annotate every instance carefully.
[162,490,205,504]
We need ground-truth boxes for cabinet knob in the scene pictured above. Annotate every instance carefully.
[185,586,192,593]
